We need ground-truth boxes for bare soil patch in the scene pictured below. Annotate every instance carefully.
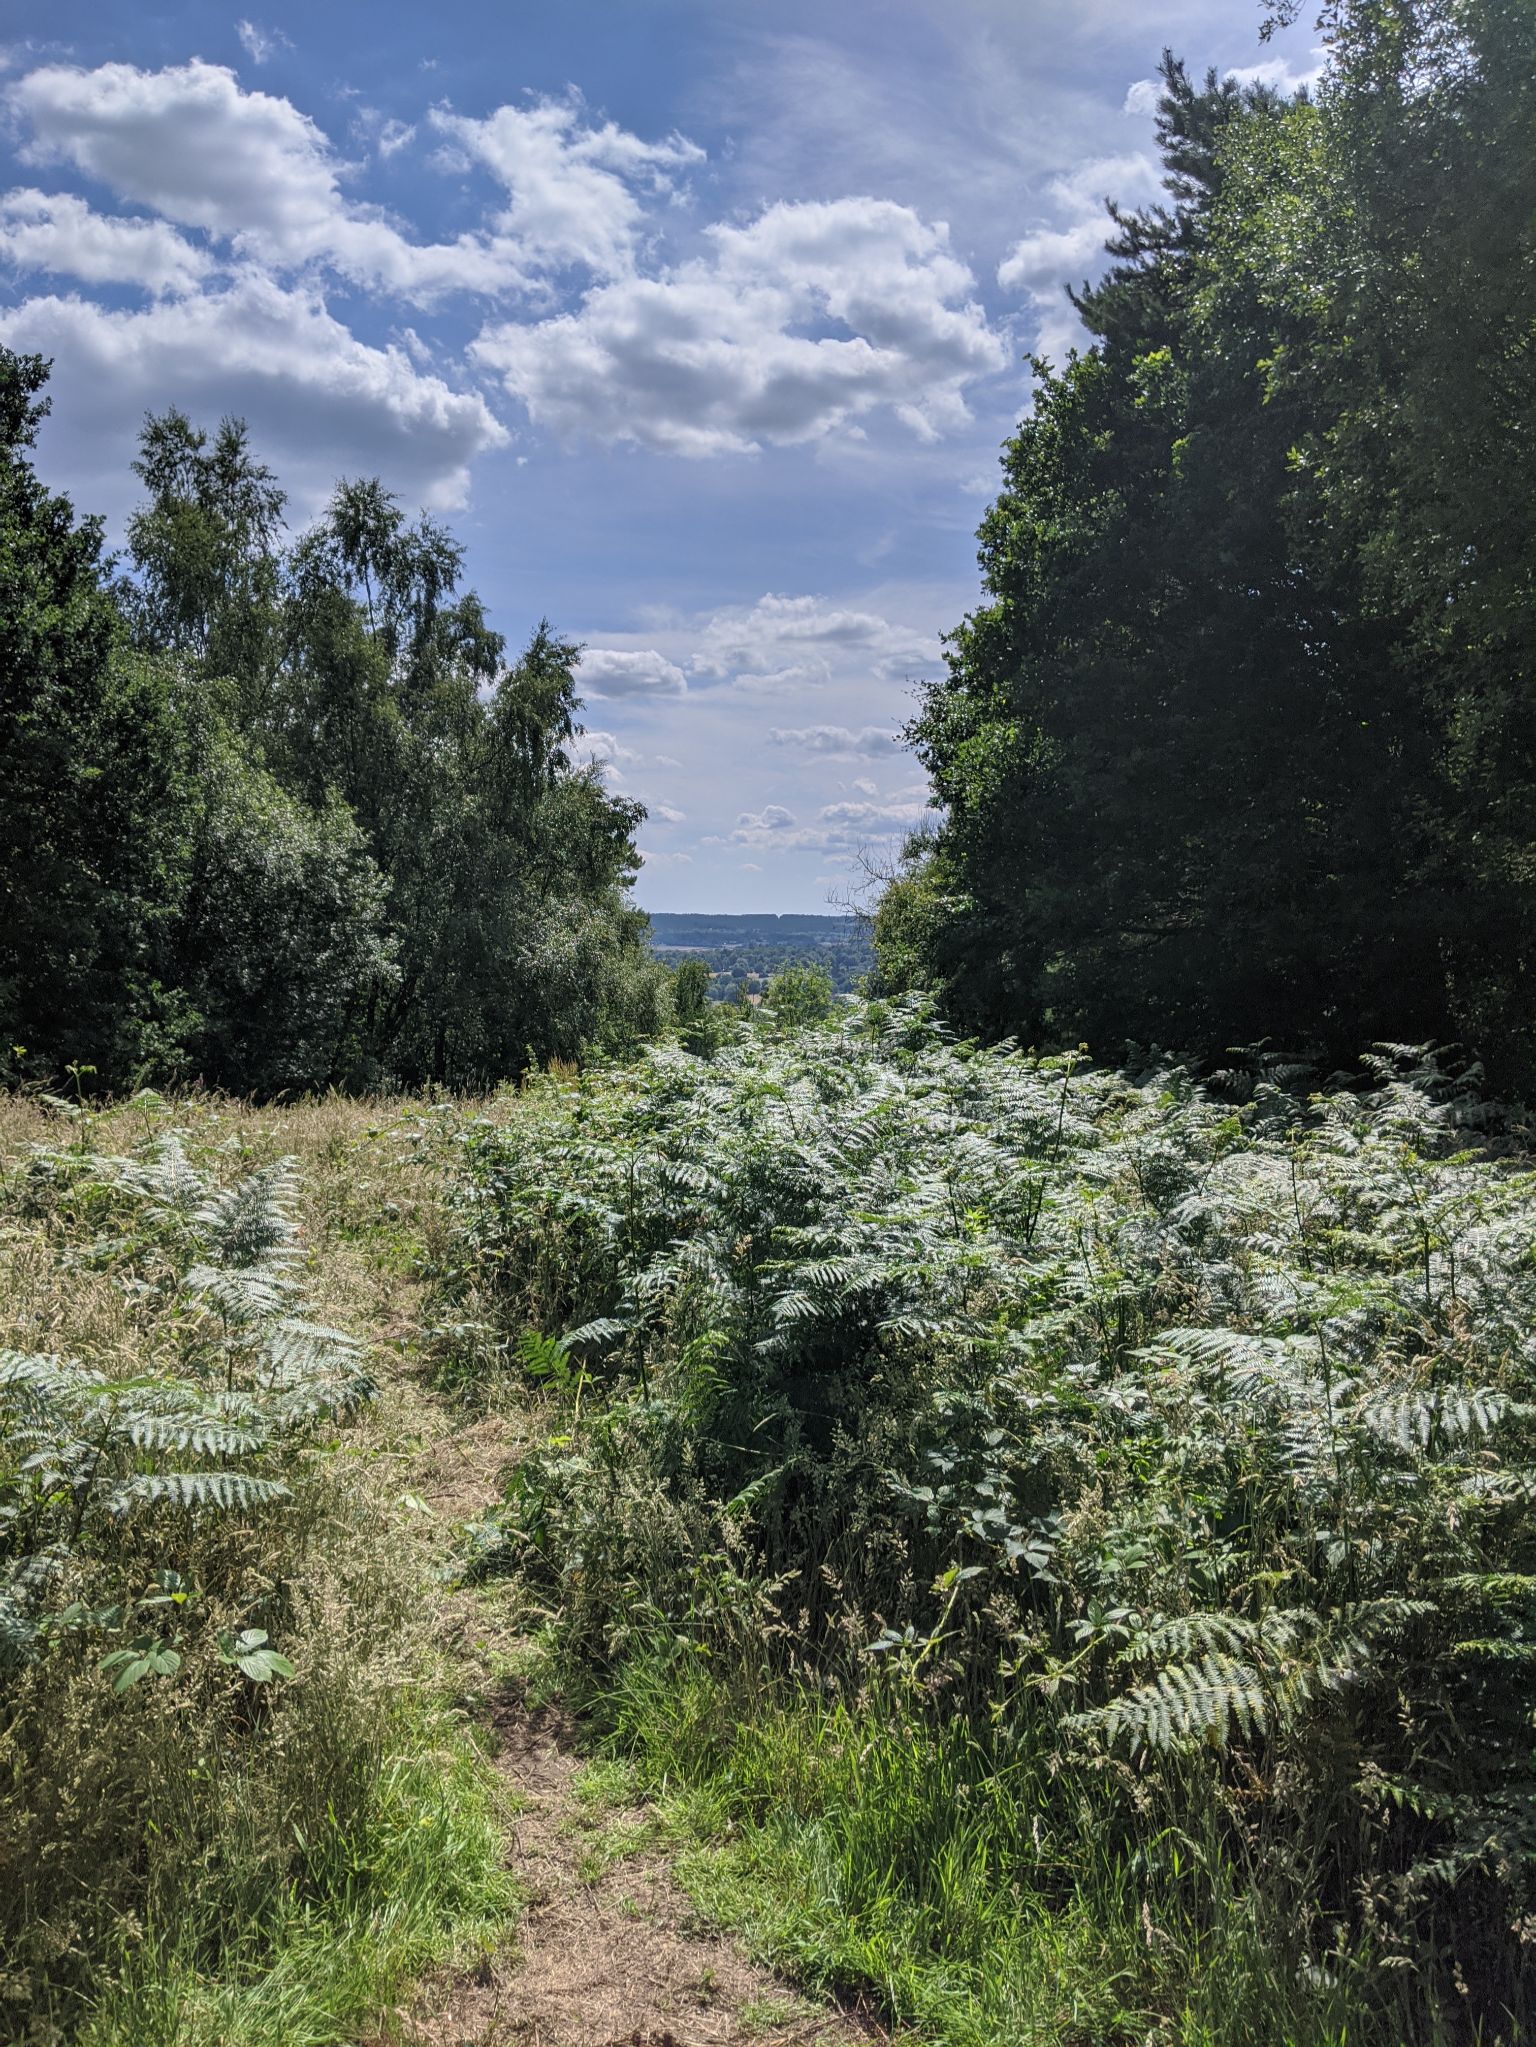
[397,1679,885,2047]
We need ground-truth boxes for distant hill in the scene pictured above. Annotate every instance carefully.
[647,912,873,998]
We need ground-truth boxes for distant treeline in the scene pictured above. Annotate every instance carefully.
[0,356,664,1095]
[649,913,873,998]
[878,0,1536,1092]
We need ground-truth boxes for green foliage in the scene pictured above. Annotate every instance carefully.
[165,439,663,1088]
[174,751,397,1096]
[0,352,662,1096]
[0,353,201,1084]
[671,956,726,1057]
[446,1012,1536,2038]
[762,962,835,1029]
[0,1107,508,2039]
[904,7,1536,1086]
[1,1128,372,1678]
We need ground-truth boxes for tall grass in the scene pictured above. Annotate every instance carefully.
[446,1005,1536,2043]
[600,1652,1364,2047]
[0,1089,512,2043]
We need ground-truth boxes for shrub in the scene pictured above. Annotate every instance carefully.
[445,1010,1536,2039]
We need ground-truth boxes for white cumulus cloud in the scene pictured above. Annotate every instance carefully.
[996,150,1162,364]
[472,196,1006,455]
[726,786,927,854]
[577,647,688,699]
[1122,78,1163,118]
[0,188,211,294]
[0,272,507,516]
[7,59,533,302]
[768,723,901,757]
[731,805,798,841]
[818,793,927,829]
[690,592,936,690]
[430,95,702,279]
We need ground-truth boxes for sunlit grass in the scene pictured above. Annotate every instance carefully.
[592,1649,1368,2047]
[0,1089,516,2044]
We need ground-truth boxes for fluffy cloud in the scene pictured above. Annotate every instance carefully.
[725,787,927,854]
[578,729,642,777]
[768,723,900,757]
[14,61,343,243]
[576,647,689,698]
[471,197,1006,455]
[430,97,701,279]
[0,58,721,518]
[730,805,798,842]
[0,272,507,514]
[818,794,927,829]
[6,59,718,312]
[996,150,1161,363]
[690,593,936,690]
[6,60,536,302]
[0,188,211,293]
[1122,78,1164,118]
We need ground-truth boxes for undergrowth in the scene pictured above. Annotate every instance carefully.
[0,1089,511,2044]
[446,1003,1536,2045]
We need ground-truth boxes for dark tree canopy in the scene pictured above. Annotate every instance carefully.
[0,360,664,1094]
[884,0,1536,1087]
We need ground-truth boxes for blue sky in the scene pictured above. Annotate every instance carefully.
[0,0,1320,912]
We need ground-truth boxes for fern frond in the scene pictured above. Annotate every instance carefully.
[108,1471,292,1514]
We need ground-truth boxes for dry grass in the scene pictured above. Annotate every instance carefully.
[0,1086,517,2040]
[391,1658,886,2047]
[1,1080,863,2045]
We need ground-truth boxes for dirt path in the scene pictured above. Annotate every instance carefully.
[398,1666,886,2047]
[334,1150,886,2047]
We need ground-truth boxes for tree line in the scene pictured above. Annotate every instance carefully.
[0,356,664,1095]
[879,0,1536,1091]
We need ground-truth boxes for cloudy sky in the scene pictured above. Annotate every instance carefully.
[0,1,1319,911]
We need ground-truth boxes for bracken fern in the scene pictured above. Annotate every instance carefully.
[446,1004,1536,2037]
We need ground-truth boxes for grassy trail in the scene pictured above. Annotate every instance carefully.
[0,1089,876,2046]
[313,1100,880,2046]
[18,1026,1533,2044]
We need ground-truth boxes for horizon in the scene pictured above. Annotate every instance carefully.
[0,2,1319,913]
[646,909,859,921]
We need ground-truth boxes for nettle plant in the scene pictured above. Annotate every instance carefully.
[1,1117,373,1694]
[450,1009,1536,2002]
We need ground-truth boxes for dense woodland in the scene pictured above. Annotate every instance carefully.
[5,2,1536,2044]
[878,0,1536,1092]
[0,361,663,1098]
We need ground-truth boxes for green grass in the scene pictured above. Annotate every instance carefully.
[591,1649,1367,2047]
[76,1717,515,2047]
[0,1090,517,2044]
